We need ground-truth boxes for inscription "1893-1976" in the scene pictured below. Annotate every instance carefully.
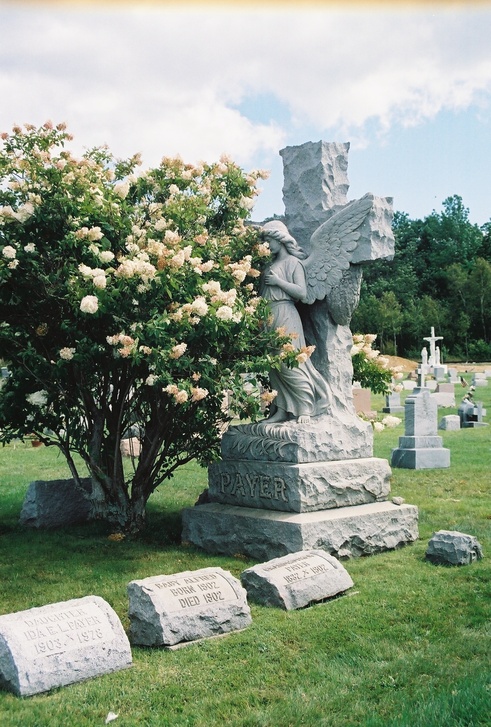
[219,473,288,502]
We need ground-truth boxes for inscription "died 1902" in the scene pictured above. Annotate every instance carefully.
[219,472,288,502]
[150,572,239,612]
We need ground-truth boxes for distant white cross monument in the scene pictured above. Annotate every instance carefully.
[423,327,443,367]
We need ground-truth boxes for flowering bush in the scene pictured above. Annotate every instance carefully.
[351,333,404,395]
[0,122,298,532]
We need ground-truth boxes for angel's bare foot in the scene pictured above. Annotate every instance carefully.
[297,415,311,424]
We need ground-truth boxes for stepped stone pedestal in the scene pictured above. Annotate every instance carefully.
[182,418,418,560]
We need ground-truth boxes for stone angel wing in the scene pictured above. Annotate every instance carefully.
[302,193,377,305]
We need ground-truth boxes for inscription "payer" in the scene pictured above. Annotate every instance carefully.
[219,473,288,502]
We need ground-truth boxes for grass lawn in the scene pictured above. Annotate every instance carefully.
[0,383,490,726]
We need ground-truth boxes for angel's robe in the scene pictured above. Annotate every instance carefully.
[260,255,329,418]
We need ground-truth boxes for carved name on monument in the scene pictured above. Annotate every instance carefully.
[128,567,251,647]
[0,596,132,696]
[209,458,391,513]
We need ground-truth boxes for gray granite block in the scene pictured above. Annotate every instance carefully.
[208,457,391,513]
[391,447,450,469]
[182,501,419,561]
[128,568,251,647]
[240,550,354,610]
[19,478,92,528]
[0,596,132,696]
[426,530,483,565]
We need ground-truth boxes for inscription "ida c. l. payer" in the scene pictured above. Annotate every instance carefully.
[219,473,288,502]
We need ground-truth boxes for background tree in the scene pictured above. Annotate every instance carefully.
[354,197,491,360]
[0,123,303,533]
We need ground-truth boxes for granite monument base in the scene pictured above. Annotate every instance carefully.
[390,447,450,469]
[182,501,419,561]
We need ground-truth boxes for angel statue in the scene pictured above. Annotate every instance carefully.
[258,193,393,427]
[259,221,330,423]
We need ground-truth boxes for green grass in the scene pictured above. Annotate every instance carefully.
[0,383,490,726]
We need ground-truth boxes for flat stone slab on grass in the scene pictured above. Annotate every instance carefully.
[426,530,483,565]
[19,478,92,528]
[182,501,419,561]
[241,550,354,610]
[0,596,132,697]
[127,567,251,648]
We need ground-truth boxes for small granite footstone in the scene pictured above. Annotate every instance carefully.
[127,567,251,647]
[0,596,132,696]
[240,550,353,610]
[426,530,483,565]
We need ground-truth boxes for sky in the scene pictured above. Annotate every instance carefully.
[1,1,491,226]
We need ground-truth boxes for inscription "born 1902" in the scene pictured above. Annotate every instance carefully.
[219,473,288,502]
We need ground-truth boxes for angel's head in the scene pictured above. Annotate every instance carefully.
[259,220,305,259]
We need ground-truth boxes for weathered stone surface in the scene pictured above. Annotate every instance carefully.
[208,457,391,513]
[426,530,483,565]
[19,478,92,528]
[280,140,350,248]
[127,568,251,647]
[182,502,419,561]
[0,596,131,697]
[220,414,373,464]
[240,550,353,610]
[439,415,461,431]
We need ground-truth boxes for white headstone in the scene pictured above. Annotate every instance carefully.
[391,390,450,469]
[438,415,461,431]
[0,596,132,696]
[127,568,251,648]
[240,550,353,610]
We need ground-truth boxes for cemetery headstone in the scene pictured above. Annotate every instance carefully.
[19,478,92,528]
[182,141,418,559]
[240,550,353,610]
[472,373,487,387]
[438,415,460,431]
[458,400,488,428]
[127,568,251,648]
[448,367,459,384]
[426,530,483,565]
[352,386,375,417]
[391,389,450,469]
[382,390,404,414]
[0,596,131,697]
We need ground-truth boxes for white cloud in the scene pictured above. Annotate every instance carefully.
[0,4,490,169]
